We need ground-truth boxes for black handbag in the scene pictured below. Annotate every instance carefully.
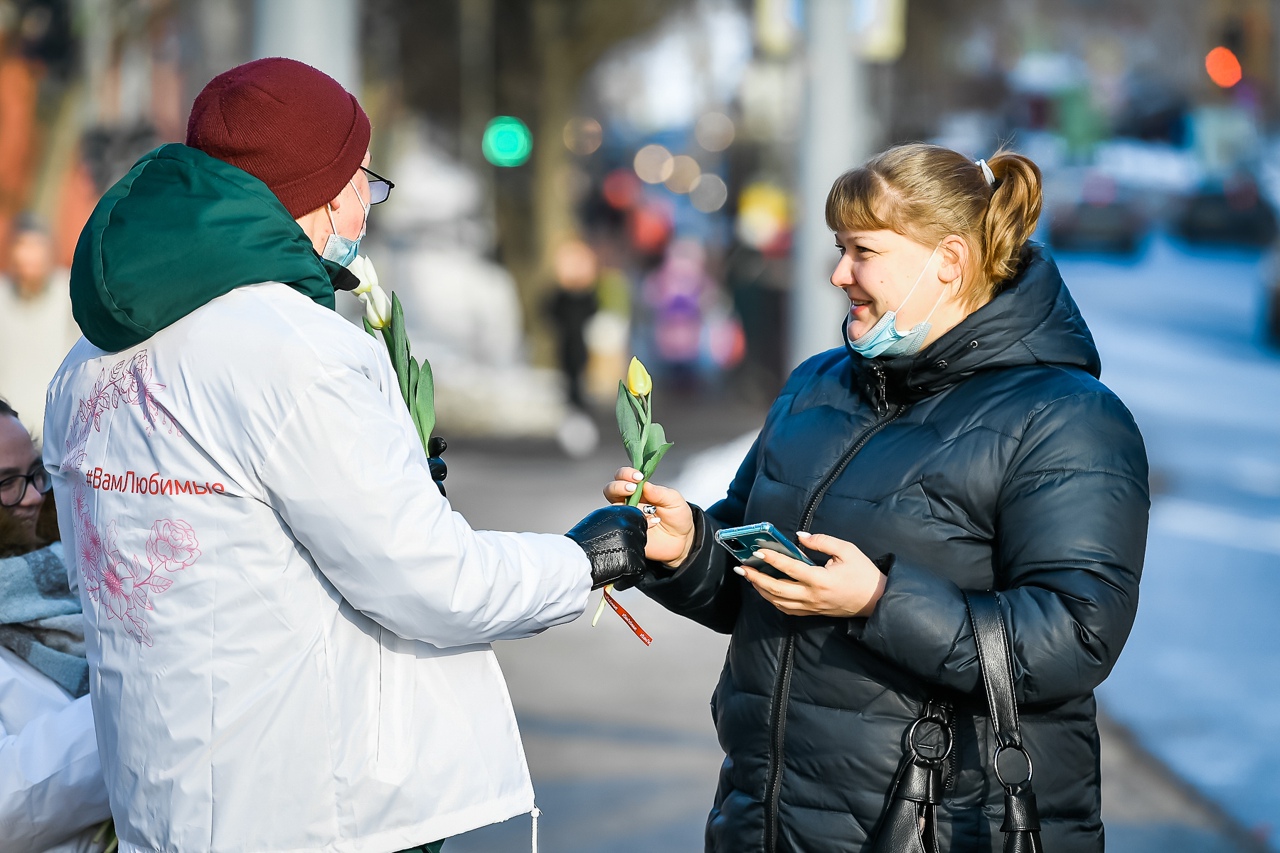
[870,591,1044,853]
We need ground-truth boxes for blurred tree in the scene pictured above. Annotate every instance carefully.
[384,0,682,364]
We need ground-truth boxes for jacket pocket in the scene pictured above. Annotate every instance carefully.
[376,627,412,776]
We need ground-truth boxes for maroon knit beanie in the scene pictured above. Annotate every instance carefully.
[186,57,371,219]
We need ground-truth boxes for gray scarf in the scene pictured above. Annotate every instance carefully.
[0,543,89,698]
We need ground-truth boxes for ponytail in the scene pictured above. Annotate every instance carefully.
[980,151,1042,298]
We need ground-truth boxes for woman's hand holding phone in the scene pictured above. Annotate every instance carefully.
[737,531,887,619]
[603,468,696,566]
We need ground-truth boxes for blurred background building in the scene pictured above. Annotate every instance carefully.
[3,0,1280,848]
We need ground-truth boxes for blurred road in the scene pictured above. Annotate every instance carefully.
[430,358,1262,851]
[1060,236,1280,850]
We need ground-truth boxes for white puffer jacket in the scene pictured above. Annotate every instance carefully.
[44,282,592,852]
[0,556,112,853]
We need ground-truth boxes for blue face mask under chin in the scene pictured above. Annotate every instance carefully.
[320,179,369,267]
[847,245,945,359]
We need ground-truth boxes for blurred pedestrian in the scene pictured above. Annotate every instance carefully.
[0,217,80,436]
[0,399,112,852]
[44,58,646,853]
[724,239,788,401]
[606,143,1148,852]
[545,238,599,410]
[643,238,714,388]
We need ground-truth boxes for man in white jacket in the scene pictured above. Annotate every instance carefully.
[43,58,648,853]
[0,400,112,852]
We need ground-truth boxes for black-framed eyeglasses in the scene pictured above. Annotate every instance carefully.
[361,167,394,205]
[0,465,51,507]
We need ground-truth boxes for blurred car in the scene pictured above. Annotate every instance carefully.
[1171,173,1278,247]
[1262,241,1280,347]
[1047,172,1148,255]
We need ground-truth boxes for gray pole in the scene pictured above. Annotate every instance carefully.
[788,0,875,369]
[459,0,497,237]
[252,0,360,94]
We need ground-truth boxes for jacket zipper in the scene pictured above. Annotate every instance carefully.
[761,383,905,853]
[763,633,795,853]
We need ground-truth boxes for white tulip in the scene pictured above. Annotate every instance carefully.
[360,284,392,330]
[348,254,379,296]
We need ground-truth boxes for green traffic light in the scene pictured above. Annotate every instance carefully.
[482,116,533,167]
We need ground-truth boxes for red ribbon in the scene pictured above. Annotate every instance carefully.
[602,589,653,646]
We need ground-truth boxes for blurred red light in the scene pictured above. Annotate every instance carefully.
[602,168,641,210]
[1205,46,1243,88]
[629,204,672,254]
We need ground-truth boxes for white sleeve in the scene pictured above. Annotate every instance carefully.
[0,692,112,852]
[259,361,593,648]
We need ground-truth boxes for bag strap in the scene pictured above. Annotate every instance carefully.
[965,591,1021,752]
[964,591,1045,853]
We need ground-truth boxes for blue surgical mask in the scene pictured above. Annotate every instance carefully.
[847,245,945,359]
[320,179,369,267]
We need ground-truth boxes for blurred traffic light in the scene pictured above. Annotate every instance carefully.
[482,116,533,167]
[1205,46,1243,88]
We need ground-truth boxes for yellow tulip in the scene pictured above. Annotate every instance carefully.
[626,357,652,397]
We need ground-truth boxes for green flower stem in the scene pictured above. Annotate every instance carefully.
[627,392,652,507]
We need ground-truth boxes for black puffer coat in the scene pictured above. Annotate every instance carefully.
[637,247,1148,852]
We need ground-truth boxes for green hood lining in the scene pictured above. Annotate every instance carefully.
[71,143,345,352]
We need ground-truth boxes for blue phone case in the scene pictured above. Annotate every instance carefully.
[714,522,815,570]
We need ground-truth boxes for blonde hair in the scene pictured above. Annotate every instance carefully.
[824,143,1043,308]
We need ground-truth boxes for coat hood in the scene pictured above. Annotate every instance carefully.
[847,244,1101,408]
[70,143,352,352]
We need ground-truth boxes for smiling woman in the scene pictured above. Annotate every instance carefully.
[604,141,1149,853]
[0,401,49,540]
[830,230,958,358]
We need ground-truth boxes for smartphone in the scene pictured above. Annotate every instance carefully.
[714,522,815,571]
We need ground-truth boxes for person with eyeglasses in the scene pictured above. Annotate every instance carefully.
[0,402,51,541]
[0,398,114,852]
[42,57,645,853]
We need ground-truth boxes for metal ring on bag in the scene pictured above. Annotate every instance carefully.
[993,743,1033,787]
[906,716,953,766]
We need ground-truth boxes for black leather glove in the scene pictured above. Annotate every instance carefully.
[427,436,447,497]
[565,506,648,590]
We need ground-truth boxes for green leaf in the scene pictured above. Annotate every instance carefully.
[390,294,410,405]
[640,441,674,481]
[637,422,650,469]
[415,357,436,447]
[362,316,376,337]
[408,357,420,416]
[615,380,643,467]
[643,422,668,463]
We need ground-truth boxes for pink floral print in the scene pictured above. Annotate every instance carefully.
[145,519,202,572]
[65,350,201,647]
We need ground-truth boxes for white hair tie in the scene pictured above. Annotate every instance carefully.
[976,158,995,187]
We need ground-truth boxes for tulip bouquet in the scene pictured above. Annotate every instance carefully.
[349,256,436,454]
[591,357,672,644]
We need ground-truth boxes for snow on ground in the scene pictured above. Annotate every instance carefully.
[671,233,1280,842]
